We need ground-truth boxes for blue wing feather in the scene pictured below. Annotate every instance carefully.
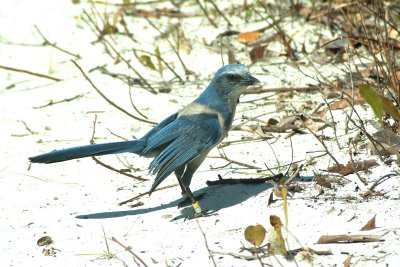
[148,113,222,192]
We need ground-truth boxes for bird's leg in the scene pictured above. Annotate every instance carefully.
[177,177,203,215]
[174,170,202,215]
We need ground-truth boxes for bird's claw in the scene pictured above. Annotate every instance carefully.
[185,209,218,220]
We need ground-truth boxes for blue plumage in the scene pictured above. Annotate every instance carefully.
[29,64,260,217]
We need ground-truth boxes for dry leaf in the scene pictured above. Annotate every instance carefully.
[237,31,260,43]
[304,117,327,132]
[327,159,378,175]
[343,254,352,267]
[360,215,376,231]
[315,173,332,188]
[228,49,237,64]
[268,215,287,256]
[317,234,381,244]
[250,45,266,62]
[112,8,123,29]
[329,98,365,110]
[37,236,53,246]
[371,129,400,156]
[329,99,350,110]
[273,183,282,197]
[380,96,400,121]
[244,224,266,247]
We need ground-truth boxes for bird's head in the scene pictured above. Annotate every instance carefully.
[208,64,260,99]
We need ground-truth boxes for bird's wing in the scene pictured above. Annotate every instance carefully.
[141,112,178,140]
[145,113,222,191]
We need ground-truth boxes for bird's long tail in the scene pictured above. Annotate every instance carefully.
[29,140,145,164]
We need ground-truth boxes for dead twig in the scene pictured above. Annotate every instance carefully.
[145,18,193,75]
[19,120,38,135]
[195,0,218,28]
[33,94,84,109]
[88,112,147,181]
[91,155,147,181]
[206,173,283,186]
[118,183,178,205]
[82,10,157,94]
[0,64,62,82]
[211,149,262,170]
[196,219,217,267]
[244,86,319,94]
[71,60,156,125]
[368,173,397,192]
[34,25,81,59]
[304,124,340,165]
[111,237,149,267]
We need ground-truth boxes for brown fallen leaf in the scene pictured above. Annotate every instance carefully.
[317,234,381,244]
[250,45,266,62]
[304,117,327,132]
[343,254,352,267]
[360,215,376,231]
[371,129,400,156]
[314,172,332,188]
[273,183,282,198]
[237,31,260,43]
[329,98,365,110]
[268,215,287,256]
[317,235,381,244]
[228,49,237,64]
[380,96,400,121]
[327,159,378,175]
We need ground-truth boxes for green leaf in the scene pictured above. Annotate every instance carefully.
[155,46,163,75]
[244,224,266,247]
[138,55,156,70]
[359,84,383,121]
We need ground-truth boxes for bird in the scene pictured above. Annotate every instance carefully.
[29,64,260,218]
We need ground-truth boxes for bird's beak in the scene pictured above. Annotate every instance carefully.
[244,75,261,86]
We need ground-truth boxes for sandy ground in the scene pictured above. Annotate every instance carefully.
[1,1,400,266]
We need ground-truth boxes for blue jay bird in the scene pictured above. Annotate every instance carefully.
[29,64,260,217]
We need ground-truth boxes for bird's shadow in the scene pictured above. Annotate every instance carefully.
[75,182,273,221]
[76,175,314,221]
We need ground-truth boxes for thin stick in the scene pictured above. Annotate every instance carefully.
[88,114,147,181]
[206,173,283,186]
[118,183,178,205]
[243,86,319,94]
[34,25,81,58]
[304,124,340,165]
[195,0,218,28]
[33,94,84,109]
[71,60,156,125]
[0,64,62,82]
[91,156,147,181]
[111,237,149,267]
[196,219,217,267]
[208,0,231,26]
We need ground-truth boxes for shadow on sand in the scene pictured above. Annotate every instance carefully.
[75,182,273,220]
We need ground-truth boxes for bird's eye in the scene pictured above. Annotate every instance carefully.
[226,74,239,82]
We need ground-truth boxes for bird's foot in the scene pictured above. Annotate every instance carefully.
[185,209,218,220]
[178,192,208,208]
